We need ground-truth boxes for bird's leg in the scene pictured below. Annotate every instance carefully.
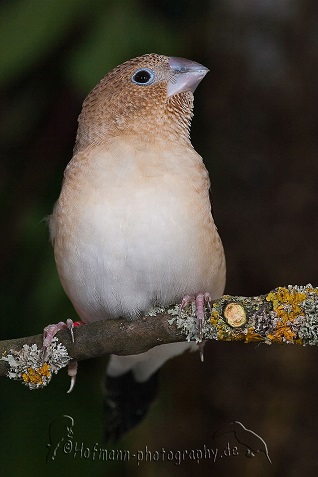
[180,292,212,361]
[42,319,83,392]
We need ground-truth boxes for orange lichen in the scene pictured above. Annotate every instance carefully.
[209,309,233,340]
[265,287,306,342]
[232,327,264,343]
[210,309,220,326]
[243,327,264,343]
[267,327,296,343]
[22,363,51,385]
[266,287,306,320]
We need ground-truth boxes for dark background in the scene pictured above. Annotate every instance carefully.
[1,0,318,475]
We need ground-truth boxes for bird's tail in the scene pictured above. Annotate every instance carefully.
[103,342,196,441]
[103,369,160,442]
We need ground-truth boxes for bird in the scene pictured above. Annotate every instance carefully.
[48,53,226,440]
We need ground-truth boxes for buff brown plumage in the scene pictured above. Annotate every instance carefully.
[49,53,226,439]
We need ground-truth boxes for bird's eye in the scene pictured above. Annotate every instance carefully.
[131,68,155,86]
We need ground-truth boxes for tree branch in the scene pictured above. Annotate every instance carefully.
[1,285,317,386]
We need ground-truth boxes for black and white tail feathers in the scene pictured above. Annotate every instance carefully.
[103,342,197,441]
[104,370,160,441]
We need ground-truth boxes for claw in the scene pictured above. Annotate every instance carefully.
[67,360,78,393]
[66,318,75,343]
[180,292,212,360]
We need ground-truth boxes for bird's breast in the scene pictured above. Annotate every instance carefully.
[51,139,225,322]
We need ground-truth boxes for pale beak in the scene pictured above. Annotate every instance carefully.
[167,57,209,97]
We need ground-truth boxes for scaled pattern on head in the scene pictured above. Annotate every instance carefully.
[74,53,197,152]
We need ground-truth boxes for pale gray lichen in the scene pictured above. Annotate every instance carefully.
[1,337,71,389]
[145,306,166,317]
[297,287,318,346]
[167,303,217,342]
[252,307,276,337]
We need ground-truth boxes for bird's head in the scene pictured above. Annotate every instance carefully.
[75,53,209,152]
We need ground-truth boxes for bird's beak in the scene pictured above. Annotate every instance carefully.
[167,57,209,97]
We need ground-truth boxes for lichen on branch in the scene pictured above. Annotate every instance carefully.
[0,284,318,388]
[199,284,318,345]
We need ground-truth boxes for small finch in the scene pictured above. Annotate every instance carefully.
[49,53,226,440]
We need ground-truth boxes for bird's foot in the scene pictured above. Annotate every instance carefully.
[42,319,82,393]
[180,292,211,362]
